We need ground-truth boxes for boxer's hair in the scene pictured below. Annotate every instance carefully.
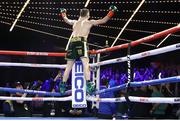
[80,8,89,17]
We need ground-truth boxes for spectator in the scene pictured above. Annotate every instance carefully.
[97,81,116,119]
[3,82,31,117]
[129,86,152,119]
[133,68,144,82]
[30,80,44,115]
[115,90,128,119]
[119,73,127,85]
[149,85,168,119]
[3,93,14,117]
[160,83,175,119]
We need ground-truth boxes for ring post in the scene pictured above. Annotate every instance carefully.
[91,53,100,109]
[72,61,87,108]
[125,42,133,118]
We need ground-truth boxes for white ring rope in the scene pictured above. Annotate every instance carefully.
[0,96,72,101]
[87,96,180,104]
[0,62,66,69]
[0,43,179,68]
[91,43,180,67]
[1,95,180,104]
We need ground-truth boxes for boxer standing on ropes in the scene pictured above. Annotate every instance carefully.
[59,6,118,94]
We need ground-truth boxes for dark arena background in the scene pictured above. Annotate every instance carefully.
[0,0,180,120]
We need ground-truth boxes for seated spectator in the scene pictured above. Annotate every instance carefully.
[108,77,118,88]
[119,73,127,85]
[3,93,14,117]
[160,83,175,119]
[30,80,44,115]
[3,82,31,117]
[149,85,168,119]
[97,82,116,119]
[143,67,153,81]
[115,90,128,119]
[129,86,152,119]
[133,68,144,82]
[176,107,180,119]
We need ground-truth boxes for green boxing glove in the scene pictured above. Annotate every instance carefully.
[60,8,67,13]
[109,5,118,12]
[107,5,118,18]
[59,8,67,17]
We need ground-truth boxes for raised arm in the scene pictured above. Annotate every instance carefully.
[59,8,76,25]
[90,5,118,25]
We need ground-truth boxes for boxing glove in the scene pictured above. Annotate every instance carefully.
[107,5,118,18]
[59,8,67,17]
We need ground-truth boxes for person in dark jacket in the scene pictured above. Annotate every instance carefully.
[3,82,31,117]
[3,94,14,117]
[129,86,152,119]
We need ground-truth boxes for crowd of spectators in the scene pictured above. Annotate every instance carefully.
[101,61,179,85]
[0,61,179,119]
[99,61,180,119]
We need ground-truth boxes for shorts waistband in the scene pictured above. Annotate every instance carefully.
[71,37,86,42]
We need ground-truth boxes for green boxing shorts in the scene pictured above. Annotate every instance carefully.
[66,37,88,60]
